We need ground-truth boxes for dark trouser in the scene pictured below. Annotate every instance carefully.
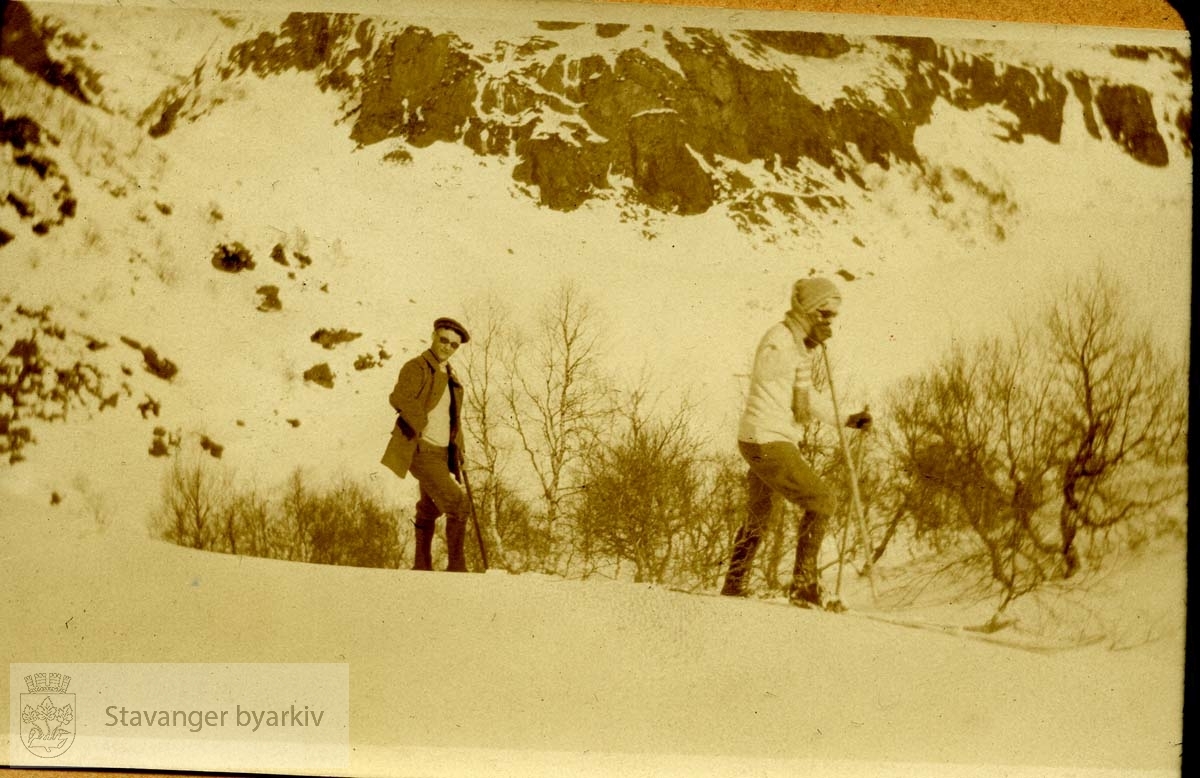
[408,440,467,572]
[722,440,835,599]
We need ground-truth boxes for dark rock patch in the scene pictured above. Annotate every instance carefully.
[352,27,484,148]
[1,2,90,103]
[311,328,361,349]
[148,427,180,458]
[1094,83,1170,166]
[256,285,283,312]
[138,395,161,419]
[211,242,255,272]
[739,30,853,59]
[2,316,111,462]
[383,147,412,164]
[200,435,224,459]
[120,336,179,381]
[303,363,335,388]
[595,24,628,39]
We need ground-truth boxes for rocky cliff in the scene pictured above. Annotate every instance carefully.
[4,4,1190,241]
[118,10,1190,233]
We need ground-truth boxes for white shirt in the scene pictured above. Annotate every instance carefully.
[738,322,834,445]
[422,376,452,447]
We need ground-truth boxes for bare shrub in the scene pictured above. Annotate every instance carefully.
[467,477,540,573]
[154,464,401,570]
[153,454,229,551]
[886,267,1187,612]
[678,452,750,591]
[502,280,612,539]
[1046,271,1188,576]
[460,292,518,570]
[889,334,1060,609]
[573,391,703,583]
[460,282,613,574]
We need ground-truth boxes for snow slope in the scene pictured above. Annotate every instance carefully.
[0,491,1185,776]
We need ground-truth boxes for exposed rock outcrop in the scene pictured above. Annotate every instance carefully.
[11,1,1192,235]
[118,9,1190,234]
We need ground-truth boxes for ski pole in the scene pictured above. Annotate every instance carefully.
[457,448,489,571]
[834,492,852,597]
[820,343,876,599]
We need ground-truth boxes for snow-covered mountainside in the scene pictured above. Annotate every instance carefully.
[19,2,1193,232]
[1,1,1190,503]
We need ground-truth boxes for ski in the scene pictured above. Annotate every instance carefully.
[838,610,1107,654]
[668,587,1104,653]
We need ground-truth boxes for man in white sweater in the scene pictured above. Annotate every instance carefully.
[722,277,871,608]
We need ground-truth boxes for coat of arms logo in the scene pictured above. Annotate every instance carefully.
[19,672,75,758]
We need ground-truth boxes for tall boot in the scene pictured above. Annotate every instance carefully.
[788,510,830,607]
[444,517,468,572]
[412,519,435,571]
[721,524,762,596]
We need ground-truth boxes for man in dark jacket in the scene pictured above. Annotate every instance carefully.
[381,317,471,572]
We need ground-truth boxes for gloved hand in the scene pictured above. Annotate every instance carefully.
[846,408,872,430]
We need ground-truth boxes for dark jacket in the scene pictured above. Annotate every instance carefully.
[380,350,464,479]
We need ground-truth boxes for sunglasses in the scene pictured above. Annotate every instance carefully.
[437,336,462,349]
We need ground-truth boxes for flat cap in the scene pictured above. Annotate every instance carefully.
[433,317,470,344]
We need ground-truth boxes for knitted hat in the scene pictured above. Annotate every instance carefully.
[790,277,841,316]
[433,317,470,344]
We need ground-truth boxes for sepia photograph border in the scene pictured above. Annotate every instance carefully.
[3,0,1188,777]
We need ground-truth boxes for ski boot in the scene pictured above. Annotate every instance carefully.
[412,519,434,571]
[787,579,847,613]
[720,524,762,597]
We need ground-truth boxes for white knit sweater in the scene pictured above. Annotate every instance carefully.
[738,322,835,445]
